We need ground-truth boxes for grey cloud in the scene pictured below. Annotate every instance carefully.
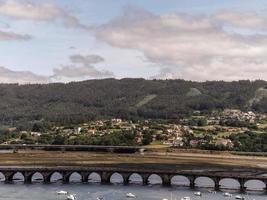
[52,54,114,79]
[70,54,105,64]
[0,66,49,84]
[92,8,267,81]
[53,64,113,78]
[0,30,31,40]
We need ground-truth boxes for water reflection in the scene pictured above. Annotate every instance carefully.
[0,182,264,200]
[69,172,81,183]
[13,172,24,183]
[110,172,123,184]
[220,178,240,190]
[171,175,190,186]
[31,172,43,183]
[245,180,265,191]
[148,174,162,185]
[129,173,143,184]
[0,172,5,182]
[195,177,214,188]
[88,172,101,183]
[50,172,62,183]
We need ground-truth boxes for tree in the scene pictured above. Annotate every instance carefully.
[142,130,153,145]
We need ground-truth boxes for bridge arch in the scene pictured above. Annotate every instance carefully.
[110,172,124,184]
[31,172,44,183]
[0,172,5,182]
[194,176,215,188]
[244,179,266,191]
[128,173,143,184]
[12,172,25,183]
[219,178,240,190]
[68,172,82,183]
[171,175,190,186]
[49,172,63,183]
[88,172,101,183]
[148,174,162,185]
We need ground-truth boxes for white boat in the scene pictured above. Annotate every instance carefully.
[97,197,104,200]
[224,192,232,197]
[126,193,136,198]
[57,190,68,195]
[194,191,202,196]
[181,197,191,200]
[66,194,76,200]
[235,195,245,200]
[162,199,169,200]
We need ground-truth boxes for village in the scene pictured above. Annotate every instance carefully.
[1,109,267,152]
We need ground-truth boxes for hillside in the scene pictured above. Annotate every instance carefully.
[0,78,267,125]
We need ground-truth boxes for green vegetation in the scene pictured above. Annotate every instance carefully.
[0,79,266,126]
[0,79,266,152]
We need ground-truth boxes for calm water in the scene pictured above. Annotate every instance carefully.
[0,173,265,200]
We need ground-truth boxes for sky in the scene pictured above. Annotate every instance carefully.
[1,0,267,83]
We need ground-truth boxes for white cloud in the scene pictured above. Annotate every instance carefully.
[0,30,30,40]
[214,11,267,30]
[92,8,267,81]
[52,54,114,79]
[0,66,49,84]
[0,0,85,29]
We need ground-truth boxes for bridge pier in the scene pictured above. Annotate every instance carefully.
[3,172,14,183]
[213,177,220,191]
[62,172,71,183]
[238,178,246,193]
[23,172,33,184]
[80,172,90,183]
[188,175,196,189]
[121,173,131,185]
[161,174,171,186]
[141,174,150,185]
[100,172,111,184]
[264,180,267,194]
[41,172,51,183]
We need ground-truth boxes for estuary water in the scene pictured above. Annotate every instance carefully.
[0,173,266,200]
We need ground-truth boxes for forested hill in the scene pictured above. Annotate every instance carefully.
[1,78,267,125]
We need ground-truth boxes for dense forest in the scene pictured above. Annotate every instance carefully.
[0,78,267,126]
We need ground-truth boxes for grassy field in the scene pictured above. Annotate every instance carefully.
[0,151,266,172]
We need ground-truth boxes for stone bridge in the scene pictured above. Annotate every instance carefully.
[0,166,266,193]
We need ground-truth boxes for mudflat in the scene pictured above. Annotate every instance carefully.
[0,151,266,171]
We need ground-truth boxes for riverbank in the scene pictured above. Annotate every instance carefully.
[0,151,266,172]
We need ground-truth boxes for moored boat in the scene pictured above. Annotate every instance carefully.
[194,191,202,196]
[181,197,191,200]
[126,193,136,198]
[223,192,232,197]
[57,190,68,195]
[235,195,245,200]
[66,194,76,200]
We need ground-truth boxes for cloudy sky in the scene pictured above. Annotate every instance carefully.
[1,0,267,83]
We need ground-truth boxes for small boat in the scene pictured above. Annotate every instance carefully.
[66,194,76,200]
[194,191,202,196]
[235,195,245,200]
[97,197,104,200]
[57,190,68,195]
[181,197,191,200]
[208,190,216,194]
[162,199,169,200]
[223,192,232,197]
[126,193,136,198]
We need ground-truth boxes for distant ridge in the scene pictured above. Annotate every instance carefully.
[0,78,266,125]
